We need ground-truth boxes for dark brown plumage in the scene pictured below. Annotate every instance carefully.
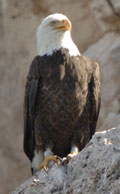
[24,48,100,163]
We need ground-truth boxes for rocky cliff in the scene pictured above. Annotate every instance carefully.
[12,125,120,194]
[0,0,120,194]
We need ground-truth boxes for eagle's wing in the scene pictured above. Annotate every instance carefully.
[24,56,41,161]
[89,61,101,137]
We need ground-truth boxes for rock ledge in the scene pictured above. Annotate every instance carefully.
[12,125,120,194]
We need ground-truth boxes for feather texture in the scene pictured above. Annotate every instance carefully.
[24,48,100,160]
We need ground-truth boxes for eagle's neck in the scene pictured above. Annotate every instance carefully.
[37,30,81,57]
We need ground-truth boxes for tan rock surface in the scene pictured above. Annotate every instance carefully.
[91,0,120,32]
[85,33,120,131]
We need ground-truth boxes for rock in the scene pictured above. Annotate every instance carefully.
[11,125,120,194]
[91,0,120,32]
[84,33,120,131]
[110,0,120,16]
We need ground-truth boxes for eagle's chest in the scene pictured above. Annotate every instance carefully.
[38,73,87,131]
[40,80,78,111]
[37,51,88,129]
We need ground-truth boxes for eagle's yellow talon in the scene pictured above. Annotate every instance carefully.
[68,151,78,158]
[62,151,79,165]
[44,166,48,171]
[37,155,61,171]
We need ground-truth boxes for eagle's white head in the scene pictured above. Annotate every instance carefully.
[37,13,80,56]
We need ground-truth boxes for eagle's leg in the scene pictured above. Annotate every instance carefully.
[37,148,62,171]
[32,149,44,175]
[62,146,79,164]
[67,146,79,158]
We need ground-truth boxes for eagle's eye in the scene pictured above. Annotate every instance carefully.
[49,21,58,27]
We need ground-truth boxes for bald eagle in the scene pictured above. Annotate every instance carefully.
[24,13,100,173]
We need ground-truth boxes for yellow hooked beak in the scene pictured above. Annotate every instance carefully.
[54,19,71,31]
